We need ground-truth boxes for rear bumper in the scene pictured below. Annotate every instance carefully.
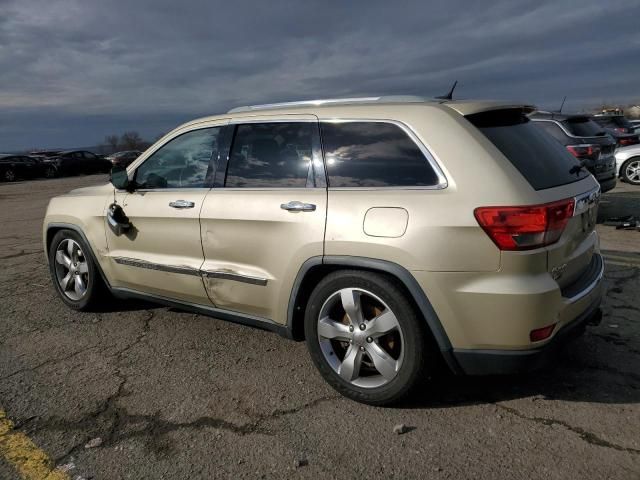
[596,175,617,193]
[452,301,601,375]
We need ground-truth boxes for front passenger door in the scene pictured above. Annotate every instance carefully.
[105,123,227,304]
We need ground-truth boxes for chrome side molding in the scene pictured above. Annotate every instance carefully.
[113,256,268,286]
[202,270,268,286]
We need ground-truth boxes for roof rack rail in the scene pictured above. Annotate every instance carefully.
[228,95,431,113]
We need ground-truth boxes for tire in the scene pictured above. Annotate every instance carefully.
[44,166,57,178]
[48,229,108,310]
[621,158,640,185]
[3,168,16,182]
[304,270,433,406]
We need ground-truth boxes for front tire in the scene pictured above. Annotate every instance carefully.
[304,270,433,406]
[48,229,108,310]
[621,158,640,185]
[3,168,16,182]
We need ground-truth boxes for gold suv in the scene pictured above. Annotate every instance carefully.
[43,97,604,405]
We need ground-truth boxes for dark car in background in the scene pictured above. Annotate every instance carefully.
[48,150,111,176]
[0,154,53,182]
[105,150,141,168]
[531,111,617,192]
[592,114,640,148]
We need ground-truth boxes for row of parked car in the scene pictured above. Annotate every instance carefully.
[0,149,141,182]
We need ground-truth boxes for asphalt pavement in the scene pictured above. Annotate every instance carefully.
[0,175,638,479]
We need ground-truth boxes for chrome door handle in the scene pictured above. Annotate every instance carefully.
[169,200,195,209]
[280,201,316,212]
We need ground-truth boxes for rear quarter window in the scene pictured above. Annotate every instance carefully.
[468,110,589,190]
[320,121,440,187]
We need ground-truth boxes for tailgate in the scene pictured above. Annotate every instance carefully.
[547,186,601,290]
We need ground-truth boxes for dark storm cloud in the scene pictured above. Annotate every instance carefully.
[1,0,639,150]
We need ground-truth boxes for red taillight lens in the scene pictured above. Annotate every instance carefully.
[566,144,600,159]
[614,127,627,133]
[619,137,638,146]
[530,323,556,342]
[474,199,575,251]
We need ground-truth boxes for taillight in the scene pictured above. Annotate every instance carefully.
[619,136,638,146]
[474,198,575,251]
[614,127,627,133]
[566,144,600,160]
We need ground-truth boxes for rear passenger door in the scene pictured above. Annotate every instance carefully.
[199,116,326,324]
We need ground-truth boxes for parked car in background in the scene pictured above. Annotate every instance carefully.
[591,114,640,148]
[44,97,604,405]
[530,111,617,192]
[629,120,640,134]
[615,144,640,185]
[105,150,141,168]
[0,154,52,181]
[48,150,111,176]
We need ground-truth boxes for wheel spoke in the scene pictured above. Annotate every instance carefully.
[59,272,73,291]
[55,250,71,268]
[366,342,398,380]
[367,309,399,338]
[338,344,363,381]
[318,317,352,340]
[66,239,75,260]
[74,275,86,296]
[77,261,89,274]
[340,288,363,326]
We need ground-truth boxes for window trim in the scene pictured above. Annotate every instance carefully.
[220,119,325,190]
[318,118,448,190]
[131,125,225,192]
[532,118,603,140]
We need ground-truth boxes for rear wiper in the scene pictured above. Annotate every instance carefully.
[569,163,586,175]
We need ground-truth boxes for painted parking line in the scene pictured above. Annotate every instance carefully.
[0,410,69,480]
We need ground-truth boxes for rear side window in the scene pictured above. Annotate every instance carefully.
[225,122,313,188]
[564,118,605,137]
[320,122,439,187]
[469,110,589,190]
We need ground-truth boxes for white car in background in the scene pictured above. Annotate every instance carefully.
[615,144,640,185]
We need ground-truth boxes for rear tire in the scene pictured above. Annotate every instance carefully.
[621,158,640,185]
[3,168,16,182]
[48,229,108,310]
[44,166,57,178]
[304,270,433,406]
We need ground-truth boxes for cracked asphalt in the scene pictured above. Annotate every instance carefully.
[1,175,639,479]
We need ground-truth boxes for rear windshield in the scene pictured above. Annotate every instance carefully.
[564,118,605,137]
[468,110,590,190]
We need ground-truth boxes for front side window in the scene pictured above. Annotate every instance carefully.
[225,122,314,188]
[135,127,221,189]
[320,122,439,187]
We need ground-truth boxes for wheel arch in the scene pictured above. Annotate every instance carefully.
[286,255,462,374]
[45,222,112,289]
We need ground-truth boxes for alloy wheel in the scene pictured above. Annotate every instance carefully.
[625,160,640,184]
[54,238,89,300]
[4,169,16,181]
[317,288,404,388]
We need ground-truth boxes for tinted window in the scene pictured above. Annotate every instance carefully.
[469,110,589,190]
[592,116,616,128]
[225,122,313,188]
[564,118,605,137]
[534,121,566,142]
[321,122,439,187]
[136,127,221,189]
[83,151,98,159]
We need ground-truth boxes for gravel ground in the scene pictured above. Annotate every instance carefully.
[0,175,638,479]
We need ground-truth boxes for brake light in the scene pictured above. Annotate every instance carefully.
[614,127,627,133]
[619,137,638,146]
[566,144,600,159]
[474,198,575,251]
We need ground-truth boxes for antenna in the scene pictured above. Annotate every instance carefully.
[558,96,567,113]
[436,80,458,100]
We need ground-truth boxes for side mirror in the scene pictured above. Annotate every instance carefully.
[110,164,132,191]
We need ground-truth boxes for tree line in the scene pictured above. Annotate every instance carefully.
[101,131,152,154]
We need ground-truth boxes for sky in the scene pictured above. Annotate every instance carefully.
[1,0,639,151]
